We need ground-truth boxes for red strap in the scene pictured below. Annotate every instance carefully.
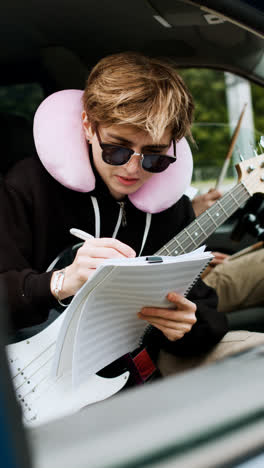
[133,348,156,381]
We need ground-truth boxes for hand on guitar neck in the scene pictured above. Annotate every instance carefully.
[192,188,222,217]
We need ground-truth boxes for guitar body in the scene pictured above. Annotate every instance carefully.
[6,313,129,425]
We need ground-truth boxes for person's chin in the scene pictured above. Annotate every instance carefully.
[117,184,140,196]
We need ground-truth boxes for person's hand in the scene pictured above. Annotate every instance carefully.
[210,251,229,266]
[137,292,197,341]
[51,238,136,299]
[192,188,222,217]
[201,251,230,278]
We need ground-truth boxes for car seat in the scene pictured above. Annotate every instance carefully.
[0,112,37,175]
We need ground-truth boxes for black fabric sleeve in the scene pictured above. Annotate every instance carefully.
[145,278,228,360]
[0,180,56,329]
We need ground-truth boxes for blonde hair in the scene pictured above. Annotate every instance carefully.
[83,52,194,143]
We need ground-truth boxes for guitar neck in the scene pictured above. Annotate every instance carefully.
[155,181,250,257]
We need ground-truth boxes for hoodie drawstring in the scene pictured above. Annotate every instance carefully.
[139,212,152,256]
[90,196,101,238]
[90,196,152,255]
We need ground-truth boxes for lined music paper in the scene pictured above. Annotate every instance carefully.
[69,248,213,387]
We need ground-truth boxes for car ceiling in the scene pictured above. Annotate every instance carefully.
[1,0,264,90]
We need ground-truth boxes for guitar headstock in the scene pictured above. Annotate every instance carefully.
[236,153,264,196]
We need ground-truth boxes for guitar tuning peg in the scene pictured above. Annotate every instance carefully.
[239,153,245,162]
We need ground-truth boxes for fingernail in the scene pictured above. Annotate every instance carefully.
[167,292,176,300]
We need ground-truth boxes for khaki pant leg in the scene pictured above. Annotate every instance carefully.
[204,249,264,313]
[158,330,264,377]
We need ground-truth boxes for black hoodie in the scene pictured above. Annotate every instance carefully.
[0,158,227,356]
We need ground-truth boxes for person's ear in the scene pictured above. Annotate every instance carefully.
[82,111,94,141]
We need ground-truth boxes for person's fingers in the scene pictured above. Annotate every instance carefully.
[206,201,216,209]
[206,189,222,200]
[82,237,136,257]
[145,322,185,341]
[80,245,131,259]
[74,255,108,269]
[210,258,224,266]
[139,307,196,325]
[210,258,229,266]
[212,251,229,259]
[166,292,197,314]
[138,313,193,332]
[210,252,230,266]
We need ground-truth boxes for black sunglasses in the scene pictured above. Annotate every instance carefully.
[95,128,177,173]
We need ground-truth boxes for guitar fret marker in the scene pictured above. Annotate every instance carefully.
[195,221,207,237]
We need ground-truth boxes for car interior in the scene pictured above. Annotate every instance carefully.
[1,1,264,466]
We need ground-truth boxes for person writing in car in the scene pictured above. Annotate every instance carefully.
[0,52,229,380]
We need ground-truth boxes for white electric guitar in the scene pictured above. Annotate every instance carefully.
[6,154,264,426]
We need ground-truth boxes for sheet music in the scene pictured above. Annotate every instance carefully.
[69,248,213,387]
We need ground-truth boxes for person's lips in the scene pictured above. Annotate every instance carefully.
[116,175,139,186]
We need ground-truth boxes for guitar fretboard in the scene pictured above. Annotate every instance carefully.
[156,182,250,257]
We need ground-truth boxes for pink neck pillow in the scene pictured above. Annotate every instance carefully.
[33,90,193,214]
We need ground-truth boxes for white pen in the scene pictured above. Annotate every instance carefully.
[70,228,95,242]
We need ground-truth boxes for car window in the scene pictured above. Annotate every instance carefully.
[180,68,264,194]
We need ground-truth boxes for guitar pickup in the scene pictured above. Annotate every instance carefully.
[146,256,163,263]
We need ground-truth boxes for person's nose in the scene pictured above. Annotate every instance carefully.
[125,153,142,173]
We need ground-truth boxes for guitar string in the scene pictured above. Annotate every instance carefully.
[10,340,56,378]
[169,194,247,253]
[157,183,249,256]
[16,357,54,400]
[19,372,55,420]
[11,341,57,383]
[163,206,242,255]
[158,200,248,254]
[163,162,264,256]
[14,354,54,393]
[157,205,247,255]
[158,183,248,253]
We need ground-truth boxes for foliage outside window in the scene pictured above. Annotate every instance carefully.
[180,69,264,185]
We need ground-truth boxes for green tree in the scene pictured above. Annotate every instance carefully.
[180,69,230,171]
